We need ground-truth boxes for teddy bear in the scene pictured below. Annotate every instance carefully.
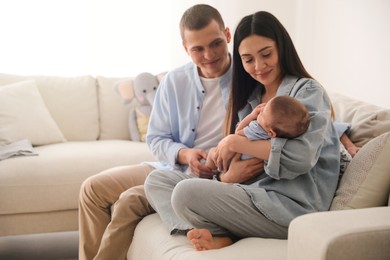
[113,72,164,142]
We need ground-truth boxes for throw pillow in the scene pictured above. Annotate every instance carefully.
[330,92,390,147]
[0,80,66,146]
[330,132,390,210]
[339,142,352,178]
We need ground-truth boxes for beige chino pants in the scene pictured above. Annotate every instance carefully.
[78,164,155,260]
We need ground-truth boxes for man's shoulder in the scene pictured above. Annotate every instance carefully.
[167,62,195,78]
[159,62,198,92]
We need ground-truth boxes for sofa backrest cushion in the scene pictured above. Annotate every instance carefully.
[96,76,137,140]
[330,132,390,210]
[0,73,99,141]
[329,92,390,147]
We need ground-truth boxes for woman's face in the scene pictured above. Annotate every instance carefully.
[238,34,282,89]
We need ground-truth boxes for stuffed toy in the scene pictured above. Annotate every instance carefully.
[114,72,163,142]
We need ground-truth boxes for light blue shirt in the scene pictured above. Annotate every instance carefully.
[145,61,232,171]
[241,121,270,160]
[237,75,340,227]
[244,121,270,141]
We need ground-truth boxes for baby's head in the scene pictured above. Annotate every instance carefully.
[258,96,310,138]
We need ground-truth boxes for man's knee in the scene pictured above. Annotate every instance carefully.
[116,186,153,215]
[79,175,96,201]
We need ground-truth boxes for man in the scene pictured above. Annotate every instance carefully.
[78,4,261,259]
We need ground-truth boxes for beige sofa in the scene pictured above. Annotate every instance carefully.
[0,73,156,238]
[0,72,389,260]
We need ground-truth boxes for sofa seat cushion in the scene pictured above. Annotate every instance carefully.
[128,214,287,260]
[0,140,155,215]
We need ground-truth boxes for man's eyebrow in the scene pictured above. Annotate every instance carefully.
[190,45,202,50]
[208,38,223,46]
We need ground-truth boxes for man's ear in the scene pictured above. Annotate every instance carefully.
[268,129,277,138]
[182,41,190,55]
[225,27,231,43]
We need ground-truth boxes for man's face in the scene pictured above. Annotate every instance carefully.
[183,20,231,78]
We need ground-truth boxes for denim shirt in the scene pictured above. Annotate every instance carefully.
[237,75,340,227]
[145,61,232,170]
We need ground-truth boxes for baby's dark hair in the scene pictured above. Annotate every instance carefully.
[269,96,310,138]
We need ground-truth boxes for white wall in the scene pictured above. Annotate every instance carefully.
[294,0,390,108]
[0,0,388,107]
[0,0,174,77]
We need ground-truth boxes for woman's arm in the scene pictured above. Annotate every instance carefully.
[219,154,264,183]
[214,134,271,172]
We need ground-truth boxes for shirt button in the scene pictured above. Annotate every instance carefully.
[196,106,200,109]
[202,90,205,94]
[192,129,195,132]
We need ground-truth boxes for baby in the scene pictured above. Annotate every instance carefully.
[206,95,310,170]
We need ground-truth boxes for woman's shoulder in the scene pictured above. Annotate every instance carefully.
[279,75,324,96]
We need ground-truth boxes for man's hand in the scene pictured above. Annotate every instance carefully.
[220,154,264,183]
[178,148,213,178]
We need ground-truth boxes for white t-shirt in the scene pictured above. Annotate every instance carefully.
[185,76,225,175]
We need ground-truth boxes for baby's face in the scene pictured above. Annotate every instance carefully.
[256,102,273,131]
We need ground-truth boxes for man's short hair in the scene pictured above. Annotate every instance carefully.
[179,4,225,41]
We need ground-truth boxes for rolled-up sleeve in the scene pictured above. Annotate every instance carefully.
[265,80,332,180]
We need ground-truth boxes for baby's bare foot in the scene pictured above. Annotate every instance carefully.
[187,229,233,251]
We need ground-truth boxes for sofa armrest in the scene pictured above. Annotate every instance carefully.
[287,207,390,260]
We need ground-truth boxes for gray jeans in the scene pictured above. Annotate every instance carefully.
[144,169,288,239]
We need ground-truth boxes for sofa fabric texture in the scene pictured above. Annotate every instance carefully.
[0,80,66,146]
[0,73,156,237]
[331,132,390,210]
[0,73,389,260]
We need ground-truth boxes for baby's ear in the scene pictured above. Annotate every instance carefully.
[268,129,277,138]
[115,80,134,100]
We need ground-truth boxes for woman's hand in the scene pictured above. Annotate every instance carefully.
[178,148,213,178]
[220,154,264,183]
[213,134,239,172]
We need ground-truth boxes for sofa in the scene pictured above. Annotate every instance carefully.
[0,72,389,260]
[0,72,156,259]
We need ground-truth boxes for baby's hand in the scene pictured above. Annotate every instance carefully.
[250,103,265,116]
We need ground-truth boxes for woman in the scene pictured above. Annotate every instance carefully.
[145,11,340,251]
